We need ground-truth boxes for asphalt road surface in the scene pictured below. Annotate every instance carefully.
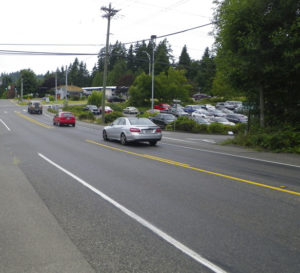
[1,100,299,273]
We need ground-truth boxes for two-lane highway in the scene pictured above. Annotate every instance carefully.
[1,100,299,273]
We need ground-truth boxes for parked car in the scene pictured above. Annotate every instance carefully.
[192,93,211,100]
[107,96,125,103]
[154,104,172,111]
[207,109,226,117]
[123,106,139,114]
[224,101,242,110]
[28,101,43,114]
[226,114,248,123]
[183,105,203,114]
[209,116,235,126]
[103,117,162,146]
[191,109,209,118]
[168,107,189,117]
[146,109,160,114]
[99,106,113,114]
[53,112,76,127]
[192,116,211,125]
[149,113,177,128]
[216,102,226,109]
[83,105,100,115]
[221,108,234,114]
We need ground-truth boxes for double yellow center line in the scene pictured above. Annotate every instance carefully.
[86,139,300,197]
[16,112,53,129]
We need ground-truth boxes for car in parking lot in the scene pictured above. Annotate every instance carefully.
[83,105,100,115]
[168,107,189,117]
[192,116,211,125]
[149,113,177,128]
[154,104,172,111]
[53,112,76,127]
[224,101,242,110]
[99,106,113,114]
[209,116,235,126]
[103,117,162,146]
[226,114,248,123]
[107,96,125,103]
[123,106,139,114]
[28,101,43,114]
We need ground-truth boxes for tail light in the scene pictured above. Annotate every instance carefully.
[156,128,161,133]
[130,128,141,132]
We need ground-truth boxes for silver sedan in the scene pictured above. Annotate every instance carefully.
[103,117,162,146]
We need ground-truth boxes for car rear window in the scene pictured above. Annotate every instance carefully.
[62,113,74,117]
[129,118,155,126]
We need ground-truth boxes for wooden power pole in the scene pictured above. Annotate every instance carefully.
[101,3,119,123]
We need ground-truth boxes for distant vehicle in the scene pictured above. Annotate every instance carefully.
[209,116,235,126]
[191,109,209,118]
[123,106,139,114]
[168,107,189,117]
[192,93,211,100]
[183,105,203,114]
[226,114,248,123]
[224,101,242,110]
[207,109,226,117]
[99,106,113,114]
[103,117,162,146]
[146,109,160,114]
[216,102,226,109]
[154,104,172,111]
[192,116,211,125]
[149,113,177,128]
[53,112,76,127]
[83,105,100,115]
[28,101,43,114]
[107,96,125,103]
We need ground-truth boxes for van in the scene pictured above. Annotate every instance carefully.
[28,101,43,114]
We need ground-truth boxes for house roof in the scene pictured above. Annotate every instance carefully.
[58,85,83,92]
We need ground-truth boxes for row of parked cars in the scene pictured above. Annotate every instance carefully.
[150,101,248,128]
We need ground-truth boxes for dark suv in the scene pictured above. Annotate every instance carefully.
[28,101,43,114]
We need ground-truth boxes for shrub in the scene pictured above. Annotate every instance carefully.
[78,111,95,121]
[104,111,123,123]
[88,91,102,107]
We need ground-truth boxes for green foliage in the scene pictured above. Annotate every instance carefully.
[78,111,95,121]
[16,69,38,95]
[47,108,58,114]
[88,91,102,107]
[230,127,300,153]
[104,111,123,124]
[166,116,239,135]
[213,0,300,127]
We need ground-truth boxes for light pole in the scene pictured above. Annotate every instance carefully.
[151,35,156,110]
[142,51,151,75]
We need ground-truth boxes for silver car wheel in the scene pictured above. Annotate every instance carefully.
[120,133,127,145]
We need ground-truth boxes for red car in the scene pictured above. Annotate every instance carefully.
[154,104,172,111]
[99,106,113,114]
[53,112,76,127]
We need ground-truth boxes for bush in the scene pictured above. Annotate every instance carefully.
[88,91,102,107]
[104,111,123,123]
[78,111,95,121]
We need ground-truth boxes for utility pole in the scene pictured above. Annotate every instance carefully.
[55,71,58,102]
[151,35,156,110]
[65,65,68,105]
[101,3,119,123]
[21,78,23,101]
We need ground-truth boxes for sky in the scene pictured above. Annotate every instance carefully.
[0,0,216,76]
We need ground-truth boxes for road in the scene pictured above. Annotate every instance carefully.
[0,99,299,273]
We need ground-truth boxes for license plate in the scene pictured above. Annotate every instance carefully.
[142,129,154,134]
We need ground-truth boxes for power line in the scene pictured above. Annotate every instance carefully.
[0,22,214,56]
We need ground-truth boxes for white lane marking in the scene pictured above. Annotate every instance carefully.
[162,142,300,169]
[0,119,11,131]
[187,138,217,144]
[163,137,197,144]
[38,153,227,273]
